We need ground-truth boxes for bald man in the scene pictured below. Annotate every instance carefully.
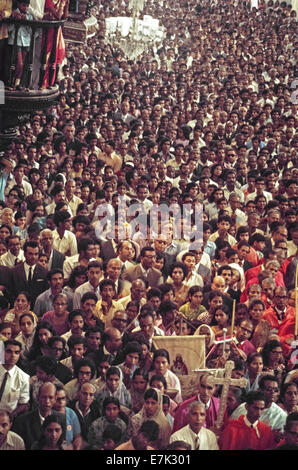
[39,229,65,271]
[93,327,124,366]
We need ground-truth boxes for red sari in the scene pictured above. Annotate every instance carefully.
[42,0,66,88]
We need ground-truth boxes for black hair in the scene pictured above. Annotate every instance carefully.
[167,441,191,450]
[153,348,170,364]
[106,366,121,380]
[73,357,96,379]
[123,341,142,359]
[68,309,84,323]
[67,334,87,350]
[67,265,87,288]
[138,420,159,442]
[144,388,159,402]
[102,424,122,444]
[27,321,56,361]
[38,414,66,449]
[132,368,149,382]
[259,374,279,390]
[102,396,121,413]
[246,390,267,405]
[149,374,167,389]
[169,261,188,280]
[35,355,57,375]
[285,412,298,431]
[262,339,283,367]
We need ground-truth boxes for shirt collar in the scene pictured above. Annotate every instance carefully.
[187,425,202,447]
[243,415,260,438]
[0,364,15,376]
[24,262,36,269]
[103,345,115,357]
[75,400,90,417]
[140,264,149,275]
[38,410,51,423]
[197,395,211,409]
[5,432,15,447]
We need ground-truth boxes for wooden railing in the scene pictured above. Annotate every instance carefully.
[1,18,66,90]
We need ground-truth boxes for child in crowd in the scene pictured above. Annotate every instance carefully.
[8,0,33,89]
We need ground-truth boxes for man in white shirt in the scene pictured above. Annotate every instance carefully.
[223,170,244,203]
[65,179,83,217]
[46,186,73,217]
[0,235,24,267]
[4,165,32,198]
[52,210,77,257]
[0,340,30,417]
[246,176,273,204]
[208,215,237,246]
[63,238,96,280]
[116,240,135,275]
[170,402,219,450]
[73,260,103,309]
[136,184,153,213]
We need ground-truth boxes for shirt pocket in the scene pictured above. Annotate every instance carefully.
[9,387,20,403]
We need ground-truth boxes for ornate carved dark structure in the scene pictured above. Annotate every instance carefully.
[0,17,65,149]
[63,0,98,44]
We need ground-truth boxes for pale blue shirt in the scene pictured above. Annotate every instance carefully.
[231,401,287,430]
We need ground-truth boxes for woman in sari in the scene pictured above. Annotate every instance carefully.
[4,291,37,337]
[42,0,68,88]
[96,366,132,414]
[128,387,171,449]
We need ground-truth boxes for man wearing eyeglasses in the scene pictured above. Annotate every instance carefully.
[234,319,256,357]
[230,375,287,432]
[263,286,295,333]
[122,246,163,288]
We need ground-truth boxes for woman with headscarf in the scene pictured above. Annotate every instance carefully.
[194,324,216,357]
[128,387,171,449]
[96,366,132,414]
[129,368,149,414]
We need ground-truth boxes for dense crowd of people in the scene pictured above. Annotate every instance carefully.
[0,0,297,452]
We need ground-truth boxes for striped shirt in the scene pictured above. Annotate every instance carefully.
[0,431,25,450]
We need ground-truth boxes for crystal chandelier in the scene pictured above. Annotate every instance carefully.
[105,0,165,60]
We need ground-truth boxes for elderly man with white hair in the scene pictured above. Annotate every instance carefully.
[170,401,219,450]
